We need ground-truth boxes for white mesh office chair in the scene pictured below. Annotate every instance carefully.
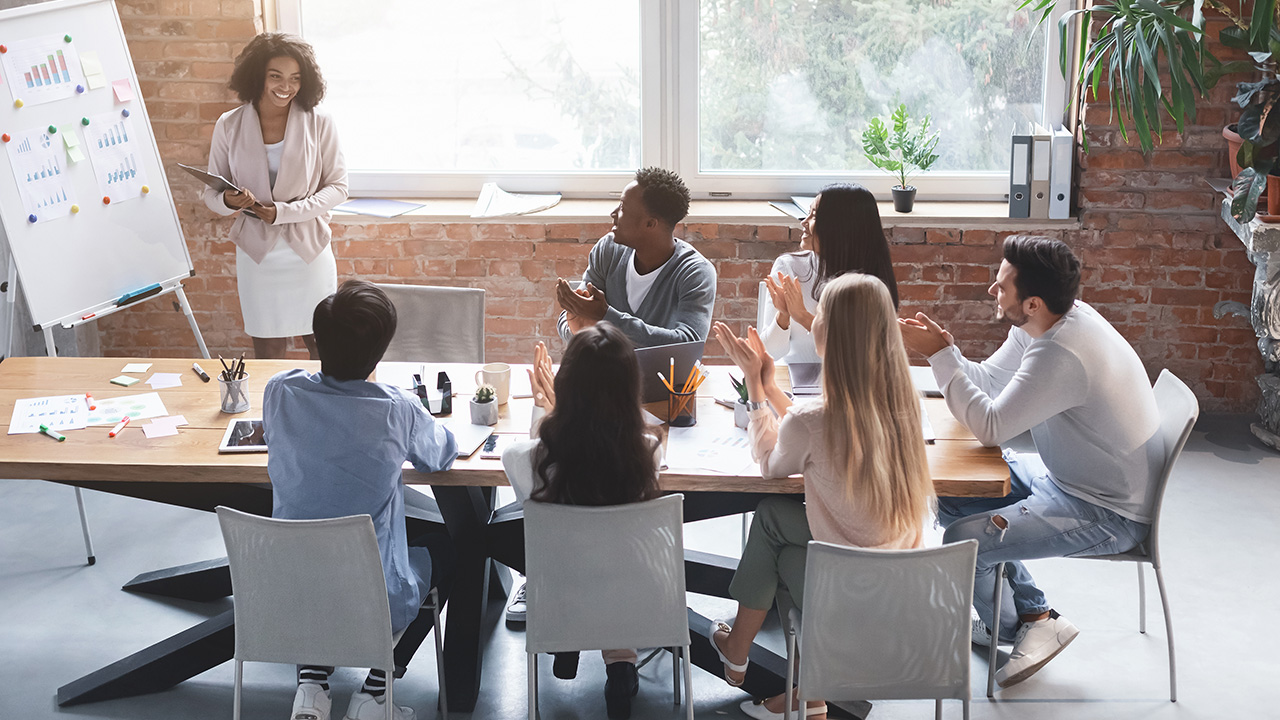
[217,507,447,720]
[375,284,485,363]
[985,369,1199,701]
[524,495,693,720]
[783,540,978,720]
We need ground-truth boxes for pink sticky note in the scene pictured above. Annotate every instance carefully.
[142,422,178,439]
[112,78,134,103]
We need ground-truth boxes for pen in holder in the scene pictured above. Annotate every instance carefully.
[668,388,696,427]
[219,373,250,414]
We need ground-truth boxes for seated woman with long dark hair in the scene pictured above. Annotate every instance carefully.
[502,322,662,720]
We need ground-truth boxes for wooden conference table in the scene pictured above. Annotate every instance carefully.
[0,357,1007,712]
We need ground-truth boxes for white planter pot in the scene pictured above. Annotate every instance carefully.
[470,399,498,426]
[734,400,750,429]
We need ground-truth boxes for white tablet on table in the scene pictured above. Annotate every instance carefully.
[219,418,267,453]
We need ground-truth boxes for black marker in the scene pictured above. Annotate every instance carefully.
[192,363,211,382]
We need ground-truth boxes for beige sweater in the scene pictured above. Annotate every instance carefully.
[749,400,922,550]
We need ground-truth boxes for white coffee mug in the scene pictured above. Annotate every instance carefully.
[475,362,512,405]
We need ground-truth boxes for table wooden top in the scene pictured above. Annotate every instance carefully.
[0,357,1009,497]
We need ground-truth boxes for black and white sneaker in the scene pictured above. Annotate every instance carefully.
[506,581,527,623]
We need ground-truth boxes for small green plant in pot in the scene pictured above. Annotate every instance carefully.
[729,374,751,429]
[861,104,940,213]
[471,384,498,426]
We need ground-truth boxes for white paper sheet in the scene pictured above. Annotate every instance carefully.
[4,125,77,223]
[85,392,168,426]
[471,182,560,218]
[121,362,152,373]
[152,415,188,427]
[665,425,758,475]
[83,111,148,203]
[2,35,86,107]
[8,394,89,434]
[145,372,183,389]
[141,422,179,439]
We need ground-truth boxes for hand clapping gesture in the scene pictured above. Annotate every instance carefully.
[763,273,814,332]
[556,278,608,334]
[897,312,954,357]
[528,341,556,411]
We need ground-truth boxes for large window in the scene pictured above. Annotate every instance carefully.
[278,0,1064,199]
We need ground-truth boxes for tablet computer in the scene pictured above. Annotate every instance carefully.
[219,418,267,453]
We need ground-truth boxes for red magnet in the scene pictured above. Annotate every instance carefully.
[0,46,8,54]
[1,134,9,143]
[102,196,110,205]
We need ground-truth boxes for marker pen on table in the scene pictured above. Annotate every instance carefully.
[38,424,66,442]
[191,363,210,382]
[109,416,130,437]
[85,392,96,410]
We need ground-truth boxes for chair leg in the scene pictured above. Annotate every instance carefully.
[527,652,538,720]
[1137,563,1147,634]
[986,562,1004,698]
[784,626,796,720]
[429,589,448,718]
[232,658,242,720]
[385,676,394,720]
[741,512,750,552]
[1154,565,1177,702]
[963,697,970,720]
[682,643,694,720]
[935,698,942,720]
[672,647,680,706]
[74,487,95,565]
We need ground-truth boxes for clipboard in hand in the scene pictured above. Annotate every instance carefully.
[178,163,262,219]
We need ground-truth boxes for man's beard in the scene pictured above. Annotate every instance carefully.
[998,304,1029,327]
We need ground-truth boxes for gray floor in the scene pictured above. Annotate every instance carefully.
[2,414,1276,720]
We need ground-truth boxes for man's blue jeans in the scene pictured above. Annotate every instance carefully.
[939,450,1150,638]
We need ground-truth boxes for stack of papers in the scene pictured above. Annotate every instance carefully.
[141,415,188,439]
[8,394,89,434]
[471,183,560,218]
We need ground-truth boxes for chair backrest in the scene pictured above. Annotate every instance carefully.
[1146,369,1200,553]
[216,507,395,671]
[523,494,689,654]
[375,283,485,363]
[798,540,977,703]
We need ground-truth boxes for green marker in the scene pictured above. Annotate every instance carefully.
[38,424,66,442]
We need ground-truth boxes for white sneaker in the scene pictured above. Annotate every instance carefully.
[970,609,993,647]
[342,691,415,720]
[291,683,331,720]
[506,581,527,623]
[995,613,1080,688]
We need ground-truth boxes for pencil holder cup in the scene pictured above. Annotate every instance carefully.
[219,374,250,414]
[668,389,696,427]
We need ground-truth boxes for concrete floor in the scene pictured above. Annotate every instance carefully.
[1,414,1276,720]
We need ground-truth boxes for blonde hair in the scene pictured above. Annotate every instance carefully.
[819,273,933,539]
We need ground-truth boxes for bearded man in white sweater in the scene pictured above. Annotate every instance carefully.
[900,235,1162,689]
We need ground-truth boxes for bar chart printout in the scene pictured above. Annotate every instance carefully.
[4,126,77,223]
[1,34,85,106]
[84,111,147,203]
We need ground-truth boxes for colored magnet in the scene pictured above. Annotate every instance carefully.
[141,185,150,194]
[76,85,84,93]
[121,109,130,117]
[81,117,89,125]
[13,99,22,108]
[47,125,57,134]
[1,134,9,143]
[64,34,72,42]
[102,196,110,205]
[0,45,7,53]
[28,214,36,223]
[71,205,80,214]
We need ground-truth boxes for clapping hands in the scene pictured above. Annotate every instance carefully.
[528,341,556,411]
[763,272,814,331]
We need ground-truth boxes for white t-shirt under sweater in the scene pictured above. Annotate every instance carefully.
[926,301,1162,524]
[626,252,672,314]
[759,251,821,365]
[748,399,923,550]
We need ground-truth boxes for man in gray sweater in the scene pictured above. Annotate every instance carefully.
[900,236,1162,689]
[555,167,716,347]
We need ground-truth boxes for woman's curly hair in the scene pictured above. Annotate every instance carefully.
[228,33,326,111]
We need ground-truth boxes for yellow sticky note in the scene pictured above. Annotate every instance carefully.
[61,127,79,148]
[80,51,102,77]
[86,72,106,90]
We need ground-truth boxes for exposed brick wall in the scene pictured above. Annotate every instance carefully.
[99,0,1261,413]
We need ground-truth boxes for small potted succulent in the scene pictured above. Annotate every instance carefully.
[729,374,750,429]
[470,384,499,426]
[861,104,940,213]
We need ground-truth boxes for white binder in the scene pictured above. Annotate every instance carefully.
[1049,125,1074,219]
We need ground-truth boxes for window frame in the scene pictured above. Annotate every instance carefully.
[276,0,1070,201]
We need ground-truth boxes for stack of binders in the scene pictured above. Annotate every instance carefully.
[1009,123,1073,220]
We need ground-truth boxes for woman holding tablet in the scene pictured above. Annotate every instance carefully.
[760,184,899,365]
[203,33,347,359]
[709,274,932,719]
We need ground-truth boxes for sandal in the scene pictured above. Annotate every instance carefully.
[739,697,828,719]
[710,618,749,687]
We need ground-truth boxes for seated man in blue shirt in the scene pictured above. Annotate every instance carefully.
[265,279,458,720]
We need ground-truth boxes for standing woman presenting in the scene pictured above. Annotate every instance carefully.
[204,33,347,359]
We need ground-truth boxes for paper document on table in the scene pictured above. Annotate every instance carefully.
[121,362,152,373]
[665,425,758,475]
[146,372,183,389]
[8,394,89,434]
[142,422,179,439]
[471,182,560,218]
[85,392,168,426]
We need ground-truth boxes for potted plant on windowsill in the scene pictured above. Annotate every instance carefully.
[861,104,940,213]
[470,384,498,426]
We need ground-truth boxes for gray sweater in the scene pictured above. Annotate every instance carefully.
[557,234,717,347]
[927,301,1162,523]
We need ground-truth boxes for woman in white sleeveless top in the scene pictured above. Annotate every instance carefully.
[203,33,347,359]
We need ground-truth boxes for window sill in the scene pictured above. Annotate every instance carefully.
[330,198,1081,228]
